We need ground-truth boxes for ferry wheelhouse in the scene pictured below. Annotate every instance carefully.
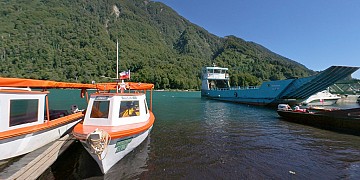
[201,66,230,92]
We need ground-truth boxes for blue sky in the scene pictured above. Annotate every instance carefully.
[156,0,360,79]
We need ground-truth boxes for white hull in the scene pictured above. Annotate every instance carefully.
[0,120,80,160]
[81,126,152,174]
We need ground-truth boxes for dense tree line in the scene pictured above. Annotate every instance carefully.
[0,0,313,90]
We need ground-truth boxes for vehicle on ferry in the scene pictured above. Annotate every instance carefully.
[301,90,341,106]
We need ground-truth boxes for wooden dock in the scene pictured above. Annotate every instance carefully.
[0,134,76,180]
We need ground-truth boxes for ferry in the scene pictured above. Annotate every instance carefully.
[201,66,359,106]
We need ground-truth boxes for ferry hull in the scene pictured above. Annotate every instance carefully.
[201,90,299,106]
[80,127,152,174]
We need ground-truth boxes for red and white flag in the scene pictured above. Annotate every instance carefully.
[119,70,130,80]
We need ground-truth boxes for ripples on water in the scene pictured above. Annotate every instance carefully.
[42,91,360,179]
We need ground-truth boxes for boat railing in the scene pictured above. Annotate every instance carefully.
[229,86,259,90]
[211,86,259,91]
[203,72,229,80]
[211,88,230,91]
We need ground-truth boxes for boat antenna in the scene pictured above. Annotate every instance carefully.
[116,39,119,93]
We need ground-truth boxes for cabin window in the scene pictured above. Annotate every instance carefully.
[10,99,38,126]
[119,100,140,117]
[90,101,110,118]
[214,69,220,73]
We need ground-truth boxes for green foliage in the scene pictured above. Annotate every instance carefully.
[0,0,313,89]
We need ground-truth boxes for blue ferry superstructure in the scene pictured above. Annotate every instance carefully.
[201,66,359,106]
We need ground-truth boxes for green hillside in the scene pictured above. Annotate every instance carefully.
[0,0,313,89]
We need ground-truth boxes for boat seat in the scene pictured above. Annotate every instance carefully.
[45,110,70,121]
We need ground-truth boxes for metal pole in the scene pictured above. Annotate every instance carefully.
[150,89,153,111]
[45,95,50,122]
[116,40,119,93]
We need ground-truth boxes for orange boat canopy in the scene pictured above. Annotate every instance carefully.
[96,82,154,91]
[0,77,98,89]
[0,77,154,91]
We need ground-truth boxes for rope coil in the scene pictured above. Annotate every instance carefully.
[86,128,111,160]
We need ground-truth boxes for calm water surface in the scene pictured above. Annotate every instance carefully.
[40,91,360,179]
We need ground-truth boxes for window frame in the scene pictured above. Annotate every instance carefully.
[9,99,39,127]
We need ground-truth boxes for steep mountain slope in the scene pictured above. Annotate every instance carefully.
[0,0,313,89]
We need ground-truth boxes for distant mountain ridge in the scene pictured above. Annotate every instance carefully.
[0,0,313,89]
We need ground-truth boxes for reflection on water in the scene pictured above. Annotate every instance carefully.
[105,137,150,179]
[41,136,151,179]
[42,91,360,179]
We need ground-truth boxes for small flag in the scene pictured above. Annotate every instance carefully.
[119,70,130,80]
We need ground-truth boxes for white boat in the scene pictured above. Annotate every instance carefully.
[0,77,96,160]
[302,90,341,106]
[72,39,155,174]
[72,81,155,174]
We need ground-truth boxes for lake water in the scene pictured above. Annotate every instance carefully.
[39,91,360,179]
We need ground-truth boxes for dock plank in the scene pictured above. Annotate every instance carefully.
[0,134,75,180]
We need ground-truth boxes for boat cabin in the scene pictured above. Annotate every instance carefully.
[201,67,230,91]
[83,93,150,126]
[0,88,47,132]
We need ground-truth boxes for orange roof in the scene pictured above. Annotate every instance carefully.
[0,77,97,89]
[96,82,154,90]
[0,77,154,91]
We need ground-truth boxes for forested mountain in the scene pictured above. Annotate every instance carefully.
[0,0,313,89]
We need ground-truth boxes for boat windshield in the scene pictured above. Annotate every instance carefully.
[119,100,140,117]
[90,101,110,118]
